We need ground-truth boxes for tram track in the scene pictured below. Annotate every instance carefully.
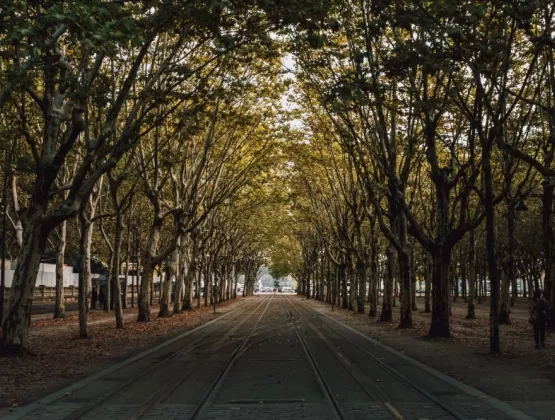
[187,295,274,420]
[283,298,345,420]
[287,296,468,420]
[62,296,269,420]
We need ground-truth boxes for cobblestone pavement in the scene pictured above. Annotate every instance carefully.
[1,296,542,420]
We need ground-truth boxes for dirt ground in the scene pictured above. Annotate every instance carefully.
[0,298,250,409]
[302,295,555,418]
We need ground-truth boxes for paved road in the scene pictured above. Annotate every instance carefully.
[1,296,537,420]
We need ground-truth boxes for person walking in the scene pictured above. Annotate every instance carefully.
[98,288,106,310]
[91,287,98,310]
[529,289,551,349]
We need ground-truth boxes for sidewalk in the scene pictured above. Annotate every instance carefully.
[302,297,555,420]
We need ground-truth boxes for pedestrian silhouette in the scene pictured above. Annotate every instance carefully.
[91,288,98,309]
[98,288,106,310]
[529,289,551,349]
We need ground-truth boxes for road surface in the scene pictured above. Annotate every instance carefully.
[1,296,537,419]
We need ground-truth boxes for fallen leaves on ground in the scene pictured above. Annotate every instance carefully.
[0,298,248,408]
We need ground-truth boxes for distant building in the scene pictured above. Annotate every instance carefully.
[2,259,78,288]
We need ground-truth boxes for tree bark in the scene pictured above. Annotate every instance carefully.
[356,257,365,313]
[159,242,179,317]
[398,248,413,328]
[466,229,477,319]
[500,203,516,324]
[54,220,67,319]
[411,244,418,311]
[484,141,500,354]
[380,245,394,322]
[112,212,124,328]
[424,254,432,313]
[429,247,451,337]
[78,208,93,338]
[1,208,49,352]
[138,215,162,322]
[368,238,378,317]
[542,179,555,327]
[138,261,154,322]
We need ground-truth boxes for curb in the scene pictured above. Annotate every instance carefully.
[1,299,254,420]
[306,300,537,420]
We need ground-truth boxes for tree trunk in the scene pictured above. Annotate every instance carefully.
[54,221,67,319]
[78,209,94,338]
[183,263,194,310]
[112,212,124,328]
[500,204,515,324]
[398,248,413,328]
[340,261,347,309]
[429,247,451,338]
[204,259,210,307]
[174,247,187,313]
[1,208,49,352]
[138,261,154,322]
[460,248,468,302]
[356,257,365,313]
[380,245,394,322]
[138,217,161,322]
[159,244,179,317]
[424,254,432,313]
[542,179,555,327]
[368,239,378,317]
[411,245,418,311]
[499,269,511,324]
[232,264,238,299]
[484,142,500,354]
[466,229,477,319]
[123,218,130,310]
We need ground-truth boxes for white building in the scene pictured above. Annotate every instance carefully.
[2,260,78,288]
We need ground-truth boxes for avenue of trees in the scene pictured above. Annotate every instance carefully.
[281,0,555,354]
[0,0,330,352]
[1,0,554,357]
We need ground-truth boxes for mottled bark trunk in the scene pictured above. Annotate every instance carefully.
[159,245,179,318]
[138,261,154,322]
[466,229,477,319]
[78,210,94,338]
[356,257,365,313]
[368,239,378,317]
[54,221,67,319]
[429,172,451,337]
[232,264,238,299]
[398,248,412,328]
[123,220,130,310]
[410,245,417,311]
[204,260,210,307]
[500,205,515,324]
[424,255,432,313]
[1,208,49,352]
[484,143,500,354]
[429,248,451,337]
[460,249,468,302]
[340,262,348,309]
[138,218,161,322]
[182,264,194,310]
[542,180,555,327]
[380,246,394,322]
[112,212,124,328]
